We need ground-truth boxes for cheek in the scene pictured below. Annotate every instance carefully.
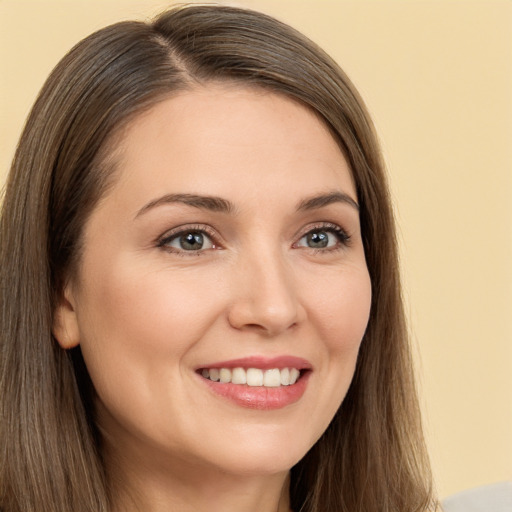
[73,258,234,452]
[309,264,372,352]
[79,260,220,349]
[305,263,372,397]
[74,258,225,407]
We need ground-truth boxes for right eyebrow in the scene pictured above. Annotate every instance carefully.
[134,193,236,219]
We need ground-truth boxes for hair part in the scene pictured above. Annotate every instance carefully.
[1,5,435,511]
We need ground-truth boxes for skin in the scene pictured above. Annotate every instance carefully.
[54,85,372,512]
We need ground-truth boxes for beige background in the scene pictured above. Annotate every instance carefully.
[1,0,511,500]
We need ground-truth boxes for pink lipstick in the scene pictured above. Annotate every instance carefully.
[196,356,312,410]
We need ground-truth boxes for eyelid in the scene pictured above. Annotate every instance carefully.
[293,222,352,250]
[155,221,351,255]
[157,224,222,252]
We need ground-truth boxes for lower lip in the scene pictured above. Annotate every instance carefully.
[199,372,311,410]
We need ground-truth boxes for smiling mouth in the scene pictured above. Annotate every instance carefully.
[199,367,304,387]
[196,360,311,409]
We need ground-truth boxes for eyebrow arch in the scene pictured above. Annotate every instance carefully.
[296,191,359,212]
[135,190,359,220]
[135,193,235,219]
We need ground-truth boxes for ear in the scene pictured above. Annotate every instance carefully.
[52,281,80,349]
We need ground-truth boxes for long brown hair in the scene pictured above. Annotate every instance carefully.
[0,4,435,511]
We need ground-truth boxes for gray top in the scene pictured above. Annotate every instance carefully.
[442,481,512,512]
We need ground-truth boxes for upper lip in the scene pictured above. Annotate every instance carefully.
[197,355,313,371]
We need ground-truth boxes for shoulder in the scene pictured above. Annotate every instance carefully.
[441,482,512,512]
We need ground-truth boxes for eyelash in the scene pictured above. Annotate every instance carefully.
[157,224,218,256]
[156,222,351,256]
[296,222,352,253]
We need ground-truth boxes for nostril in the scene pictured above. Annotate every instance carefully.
[227,298,302,336]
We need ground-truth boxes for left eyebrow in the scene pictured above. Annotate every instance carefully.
[296,191,359,212]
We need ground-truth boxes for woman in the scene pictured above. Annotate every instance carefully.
[0,4,436,512]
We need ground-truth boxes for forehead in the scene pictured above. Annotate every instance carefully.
[102,84,356,211]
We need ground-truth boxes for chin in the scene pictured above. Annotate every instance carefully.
[186,426,317,477]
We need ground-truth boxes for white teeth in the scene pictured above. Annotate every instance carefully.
[209,368,220,382]
[290,368,300,384]
[280,367,290,386]
[231,367,247,385]
[219,368,231,383]
[246,368,263,387]
[263,369,281,387]
[201,367,302,387]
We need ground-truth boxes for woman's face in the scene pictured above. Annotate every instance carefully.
[55,85,372,477]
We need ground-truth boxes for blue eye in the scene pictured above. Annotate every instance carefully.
[162,230,214,251]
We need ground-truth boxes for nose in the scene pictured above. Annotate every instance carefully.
[227,252,305,337]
